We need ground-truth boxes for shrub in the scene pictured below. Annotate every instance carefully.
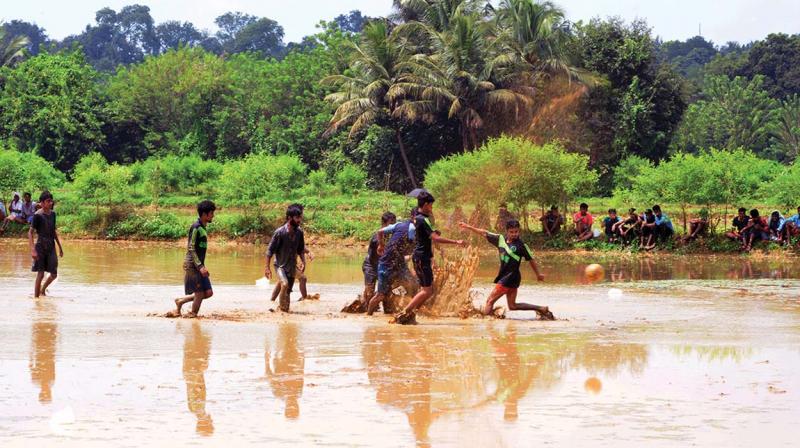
[0,146,65,198]
[218,153,306,203]
[335,164,367,194]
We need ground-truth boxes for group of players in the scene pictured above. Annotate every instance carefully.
[169,192,554,323]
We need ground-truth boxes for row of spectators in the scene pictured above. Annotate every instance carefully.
[0,192,37,233]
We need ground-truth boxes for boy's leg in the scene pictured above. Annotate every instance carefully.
[185,291,206,318]
[270,282,281,302]
[298,272,308,300]
[40,273,57,296]
[34,271,45,298]
[401,257,434,315]
[505,289,548,313]
[482,285,507,315]
[187,275,213,317]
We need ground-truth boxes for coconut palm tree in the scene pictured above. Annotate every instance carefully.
[771,94,800,161]
[322,21,420,187]
[490,0,595,85]
[390,13,532,151]
[0,25,30,67]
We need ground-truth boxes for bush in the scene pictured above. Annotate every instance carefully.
[218,153,307,203]
[72,153,132,211]
[0,146,65,198]
[424,136,597,210]
[335,164,367,194]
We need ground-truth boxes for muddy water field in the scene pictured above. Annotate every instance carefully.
[1,240,799,447]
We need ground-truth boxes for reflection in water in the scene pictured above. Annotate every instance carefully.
[584,377,603,394]
[670,345,754,363]
[488,326,536,421]
[266,324,304,419]
[362,326,651,446]
[182,321,213,436]
[29,300,57,403]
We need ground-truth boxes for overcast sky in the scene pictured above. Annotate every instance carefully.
[3,0,798,45]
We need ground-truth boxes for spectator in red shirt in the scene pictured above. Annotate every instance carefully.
[573,203,594,242]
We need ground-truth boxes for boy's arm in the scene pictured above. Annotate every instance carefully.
[265,234,279,279]
[297,234,306,271]
[458,222,487,237]
[28,223,37,260]
[55,228,63,257]
[431,232,465,246]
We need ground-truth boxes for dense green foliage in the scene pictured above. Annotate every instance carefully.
[1,2,800,245]
[425,137,596,216]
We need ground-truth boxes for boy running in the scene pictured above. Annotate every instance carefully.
[361,212,397,310]
[460,220,553,319]
[265,204,306,312]
[29,191,63,298]
[393,192,465,325]
[170,200,216,318]
[366,209,417,315]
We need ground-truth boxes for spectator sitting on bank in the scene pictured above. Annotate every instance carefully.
[0,197,6,221]
[640,208,656,250]
[540,205,565,237]
[725,207,750,244]
[778,206,800,245]
[684,208,709,242]
[741,209,768,252]
[603,209,621,243]
[613,208,640,244]
[768,210,785,243]
[652,205,674,244]
[1,192,24,233]
[573,203,594,242]
[495,203,515,233]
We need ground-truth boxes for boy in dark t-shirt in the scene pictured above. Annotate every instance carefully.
[170,200,216,318]
[460,220,553,319]
[265,204,306,312]
[28,191,63,298]
[603,209,621,243]
[360,211,397,310]
[725,207,750,243]
[393,192,465,325]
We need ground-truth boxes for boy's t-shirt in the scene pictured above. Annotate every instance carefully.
[266,224,305,277]
[602,216,620,234]
[486,233,533,288]
[733,216,750,231]
[413,213,434,260]
[573,212,593,227]
[31,211,56,250]
[184,219,208,270]
[379,221,415,269]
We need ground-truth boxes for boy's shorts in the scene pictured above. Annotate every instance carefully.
[31,245,58,275]
[413,256,433,288]
[185,268,212,295]
[493,283,517,296]
[376,262,393,295]
[362,262,377,285]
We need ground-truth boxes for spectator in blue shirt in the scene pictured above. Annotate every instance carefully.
[778,206,800,244]
[652,205,674,243]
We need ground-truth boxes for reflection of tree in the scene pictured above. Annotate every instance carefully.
[182,321,213,436]
[266,323,304,419]
[29,301,57,403]
[670,345,753,363]
[362,325,650,446]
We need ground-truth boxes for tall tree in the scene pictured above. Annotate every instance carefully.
[334,10,371,33]
[770,94,800,161]
[214,12,257,49]
[0,25,29,66]
[155,21,204,53]
[1,20,48,55]
[323,20,420,187]
[228,18,285,57]
[391,12,531,151]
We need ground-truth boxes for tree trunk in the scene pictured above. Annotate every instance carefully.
[395,129,417,189]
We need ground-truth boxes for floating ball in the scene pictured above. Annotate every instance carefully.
[585,264,605,282]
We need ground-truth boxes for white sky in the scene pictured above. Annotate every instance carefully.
[2,0,798,45]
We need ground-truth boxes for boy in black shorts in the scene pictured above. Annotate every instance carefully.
[170,200,216,318]
[394,192,465,325]
[460,219,553,319]
[29,191,63,298]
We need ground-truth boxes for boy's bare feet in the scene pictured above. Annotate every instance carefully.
[165,310,181,318]
[536,307,555,321]
[174,298,183,315]
[391,311,417,325]
[185,312,198,319]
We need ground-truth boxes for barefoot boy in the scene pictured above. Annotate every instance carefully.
[460,220,553,319]
[265,204,306,312]
[29,191,63,298]
[171,200,216,318]
[366,209,417,315]
[393,192,465,325]
[361,212,397,310]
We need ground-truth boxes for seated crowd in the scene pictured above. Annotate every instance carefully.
[0,192,38,234]
[535,203,797,251]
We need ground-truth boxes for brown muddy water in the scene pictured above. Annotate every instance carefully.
[1,239,799,447]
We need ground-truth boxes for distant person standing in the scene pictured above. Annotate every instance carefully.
[29,191,63,298]
[170,200,216,318]
[265,204,306,312]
